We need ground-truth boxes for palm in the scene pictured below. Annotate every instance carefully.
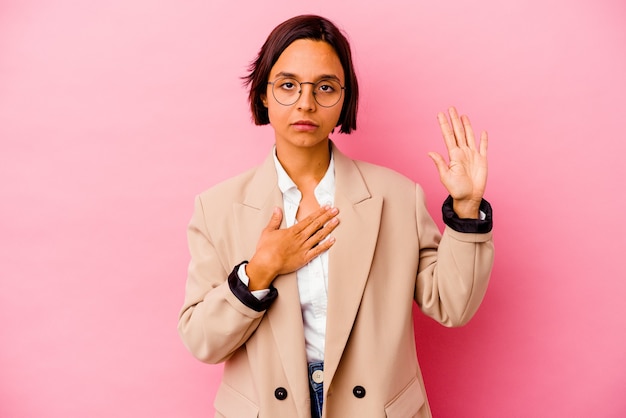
[429,107,488,216]
[442,143,487,201]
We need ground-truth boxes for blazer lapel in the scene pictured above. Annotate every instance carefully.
[266,273,309,418]
[323,144,383,390]
[232,150,310,418]
[232,151,282,263]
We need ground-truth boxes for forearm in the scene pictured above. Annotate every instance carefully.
[418,228,494,327]
[178,278,266,364]
[179,195,269,363]
[414,186,494,326]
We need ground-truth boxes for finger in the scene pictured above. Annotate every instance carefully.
[307,215,340,246]
[264,207,283,231]
[461,115,476,151]
[298,205,339,237]
[297,205,332,226]
[305,235,336,261]
[437,111,457,152]
[428,152,449,178]
[479,130,488,156]
[448,107,466,147]
[290,205,328,234]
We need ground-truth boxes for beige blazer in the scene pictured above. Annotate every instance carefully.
[178,143,494,418]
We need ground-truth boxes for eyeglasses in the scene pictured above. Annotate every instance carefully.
[267,77,345,107]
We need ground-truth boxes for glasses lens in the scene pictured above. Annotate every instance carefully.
[313,79,343,107]
[272,78,300,106]
[270,78,344,107]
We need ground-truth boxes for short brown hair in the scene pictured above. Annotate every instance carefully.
[243,15,359,134]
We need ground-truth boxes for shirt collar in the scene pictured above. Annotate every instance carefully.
[272,146,335,205]
[273,147,297,195]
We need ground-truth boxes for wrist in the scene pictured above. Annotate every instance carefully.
[245,260,276,291]
[452,198,481,219]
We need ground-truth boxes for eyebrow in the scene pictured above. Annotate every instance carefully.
[274,71,342,82]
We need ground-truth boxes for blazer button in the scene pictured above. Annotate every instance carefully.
[274,387,288,400]
[353,385,366,398]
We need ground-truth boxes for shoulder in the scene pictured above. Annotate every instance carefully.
[193,164,264,218]
[198,165,258,200]
[333,144,415,188]
[353,159,411,181]
[351,159,419,195]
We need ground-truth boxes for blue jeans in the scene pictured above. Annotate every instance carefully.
[308,362,324,418]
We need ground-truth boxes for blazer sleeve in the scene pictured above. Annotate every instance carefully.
[177,195,268,364]
[413,185,494,327]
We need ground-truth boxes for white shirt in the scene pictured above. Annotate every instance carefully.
[238,148,335,363]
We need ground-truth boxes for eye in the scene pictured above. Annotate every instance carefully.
[316,80,338,94]
[277,78,298,91]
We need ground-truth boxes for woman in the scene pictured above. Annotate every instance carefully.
[178,14,493,418]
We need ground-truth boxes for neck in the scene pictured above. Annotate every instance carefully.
[275,139,331,185]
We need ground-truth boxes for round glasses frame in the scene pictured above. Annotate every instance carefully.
[267,77,346,108]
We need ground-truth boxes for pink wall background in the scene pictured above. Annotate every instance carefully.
[1,0,625,416]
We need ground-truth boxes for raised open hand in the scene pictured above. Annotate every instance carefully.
[428,107,488,219]
[246,205,339,290]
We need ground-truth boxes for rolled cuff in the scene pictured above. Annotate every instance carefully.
[227,261,278,312]
[442,196,493,234]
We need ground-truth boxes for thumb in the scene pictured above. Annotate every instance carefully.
[265,207,283,231]
[428,152,448,177]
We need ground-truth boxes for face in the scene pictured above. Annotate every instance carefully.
[262,39,345,152]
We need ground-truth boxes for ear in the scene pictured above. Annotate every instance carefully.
[261,94,268,108]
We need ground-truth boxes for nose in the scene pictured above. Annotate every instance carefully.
[296,82,316,111]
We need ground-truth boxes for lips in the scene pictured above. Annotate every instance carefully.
[292,120,318,127]
[291,120,319,132]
